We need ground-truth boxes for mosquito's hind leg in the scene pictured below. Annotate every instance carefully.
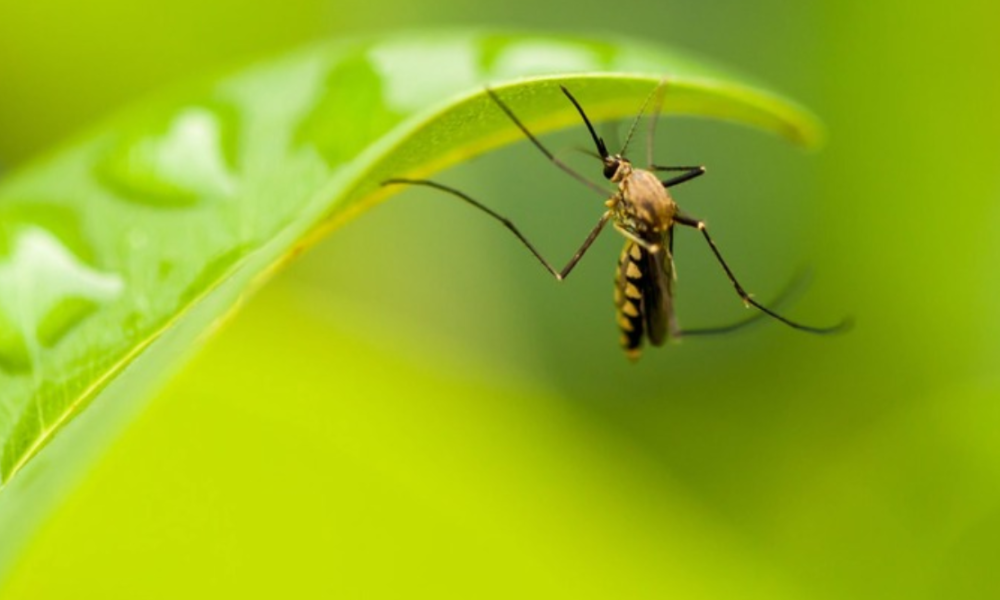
[382,178,610,281]
[680,269,812,336]
[673,213,849,334]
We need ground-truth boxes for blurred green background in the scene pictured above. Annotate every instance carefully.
[2,1,999,598]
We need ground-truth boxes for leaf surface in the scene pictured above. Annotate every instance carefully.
[0,30,820,514]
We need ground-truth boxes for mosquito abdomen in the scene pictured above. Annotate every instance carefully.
[615,241,647,360]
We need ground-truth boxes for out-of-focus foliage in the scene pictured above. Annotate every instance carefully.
[1,1,998,599]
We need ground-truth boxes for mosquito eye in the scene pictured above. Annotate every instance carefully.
[603,163,617,179]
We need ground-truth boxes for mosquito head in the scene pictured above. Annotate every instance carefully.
[603,154,631,182]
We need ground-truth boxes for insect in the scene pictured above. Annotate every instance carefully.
[384,82,844,360]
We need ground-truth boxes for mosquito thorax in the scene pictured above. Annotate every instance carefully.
[617,168,677,234]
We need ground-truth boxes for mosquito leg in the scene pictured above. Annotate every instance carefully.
[652,165,704,172]
[653,166,706,188]
[613,224,661,254]
[680,310,768,337]
[559,210,613,279]
[674,213,847,334]
[646,80,668,167]
[485,88,608,198]
[383,178,610,281]
[679,269,810,336]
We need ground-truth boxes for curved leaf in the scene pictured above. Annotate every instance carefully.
[0,31,820,496]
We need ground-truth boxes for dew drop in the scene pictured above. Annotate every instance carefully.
[0,227,124,372]
[100,106,238,207]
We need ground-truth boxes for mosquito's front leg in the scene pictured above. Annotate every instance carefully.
[485,88,608,199]
[383,178,611,281]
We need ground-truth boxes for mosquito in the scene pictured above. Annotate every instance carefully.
[384,82,845,360]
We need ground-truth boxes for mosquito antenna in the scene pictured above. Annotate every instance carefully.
[559,86,608,159]
[620,82,662,157]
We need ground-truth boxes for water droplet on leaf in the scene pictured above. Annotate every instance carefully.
[0,227,124,372]
[100,107,238,207]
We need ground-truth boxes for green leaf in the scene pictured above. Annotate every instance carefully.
[0,29,820,560]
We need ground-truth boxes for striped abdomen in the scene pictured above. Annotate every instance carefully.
[613,235,678,360]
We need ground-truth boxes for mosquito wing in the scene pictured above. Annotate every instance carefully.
[643,227,679,346]
[614,229,679,359]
